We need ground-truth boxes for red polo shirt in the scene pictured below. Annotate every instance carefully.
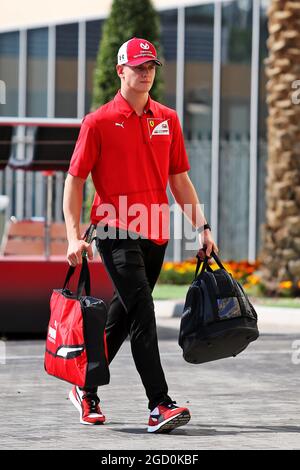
[68,91,190,244]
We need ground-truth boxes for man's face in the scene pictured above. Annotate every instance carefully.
[117,61,157,93]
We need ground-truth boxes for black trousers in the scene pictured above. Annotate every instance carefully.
[95,227,172,410]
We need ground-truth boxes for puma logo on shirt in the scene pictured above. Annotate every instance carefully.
[115,121,124,128]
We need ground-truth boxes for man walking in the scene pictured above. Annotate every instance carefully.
[63,37,218,432]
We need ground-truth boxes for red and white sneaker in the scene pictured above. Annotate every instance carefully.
[69,386,106,425]
[147,401,191,433]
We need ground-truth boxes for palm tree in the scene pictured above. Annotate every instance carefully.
[261,0,300,295]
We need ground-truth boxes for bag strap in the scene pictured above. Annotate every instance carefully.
[211,250,226,270]
[194,250,226,279]
[194,254,212,279]
[62,223,97,298]
[63,257,91,298]
[77,257,91,297]
[63,265,76,289]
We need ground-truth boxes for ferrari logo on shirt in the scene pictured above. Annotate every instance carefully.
[147,118,170,138]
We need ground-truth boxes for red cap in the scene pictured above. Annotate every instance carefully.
[117,37,162,67]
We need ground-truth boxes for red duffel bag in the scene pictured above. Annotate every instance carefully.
[44,257,110,387]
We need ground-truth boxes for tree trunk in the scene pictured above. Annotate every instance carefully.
[261,0,300,295]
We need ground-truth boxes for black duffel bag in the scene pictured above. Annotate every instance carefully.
[178,251,259,364]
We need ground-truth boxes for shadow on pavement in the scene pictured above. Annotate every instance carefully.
[113,423,300,436]
[157,326,179,341]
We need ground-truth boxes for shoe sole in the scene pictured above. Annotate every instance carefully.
[148,410,191,433]
[69,390,105,426]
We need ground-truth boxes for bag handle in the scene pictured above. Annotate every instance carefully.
[194,249,226,279]
[63,257,91,298]
[63,223,97,298]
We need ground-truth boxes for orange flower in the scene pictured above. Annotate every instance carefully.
[247,275,260,285]
[163,262,174,271]
[162,257,260,286]
[243,283,251,289]
[245,267,255,274]
[279,281,293,289]
[174,266,186,274]
[184,264,197,273]
[222,263,234,274]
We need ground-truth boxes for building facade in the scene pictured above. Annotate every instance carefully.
[0,0,270,261]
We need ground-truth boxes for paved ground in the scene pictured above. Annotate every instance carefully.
[0,319,300,450]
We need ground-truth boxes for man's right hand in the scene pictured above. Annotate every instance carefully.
[67,239,93,266]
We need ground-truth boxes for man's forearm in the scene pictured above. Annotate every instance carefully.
[169,179,208,229]
[63,174,84,242]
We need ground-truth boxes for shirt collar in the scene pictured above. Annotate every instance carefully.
[114,90,154,117]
